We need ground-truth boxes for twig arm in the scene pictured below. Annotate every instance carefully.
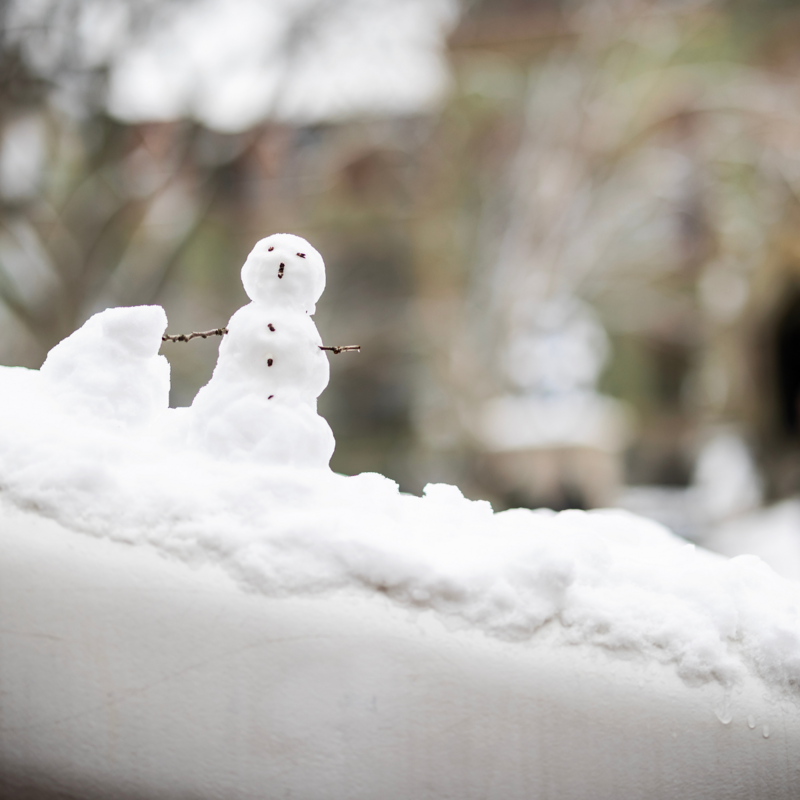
[162,327,228,343]
[319,345,361,354]
[162,327,360,354]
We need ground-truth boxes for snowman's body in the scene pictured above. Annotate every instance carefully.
[189,234,335,468]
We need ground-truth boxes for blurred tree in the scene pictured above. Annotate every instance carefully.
[416,0,800,505]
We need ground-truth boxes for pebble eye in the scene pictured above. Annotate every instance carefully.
[297,253,306,258]
[268,246,274,251]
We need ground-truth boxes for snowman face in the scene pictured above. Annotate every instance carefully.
[241,233,326,313]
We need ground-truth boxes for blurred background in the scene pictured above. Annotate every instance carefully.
[2,0,800,574]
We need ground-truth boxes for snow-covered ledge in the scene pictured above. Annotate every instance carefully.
[1,234,800,797]
[2,500,799,800]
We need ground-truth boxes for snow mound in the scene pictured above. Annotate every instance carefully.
[40,305,170,426]
[1,237,799,697]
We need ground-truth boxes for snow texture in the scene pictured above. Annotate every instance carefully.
[1,233,800,697]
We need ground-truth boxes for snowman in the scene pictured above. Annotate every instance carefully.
[188,233,335,469]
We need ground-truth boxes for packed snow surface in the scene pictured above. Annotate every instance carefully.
[1,233,800,697]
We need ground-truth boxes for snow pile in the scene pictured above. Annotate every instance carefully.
[40,304,170,427]
[1,233,800,697]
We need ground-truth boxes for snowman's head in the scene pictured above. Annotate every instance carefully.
[241,233,326,313]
